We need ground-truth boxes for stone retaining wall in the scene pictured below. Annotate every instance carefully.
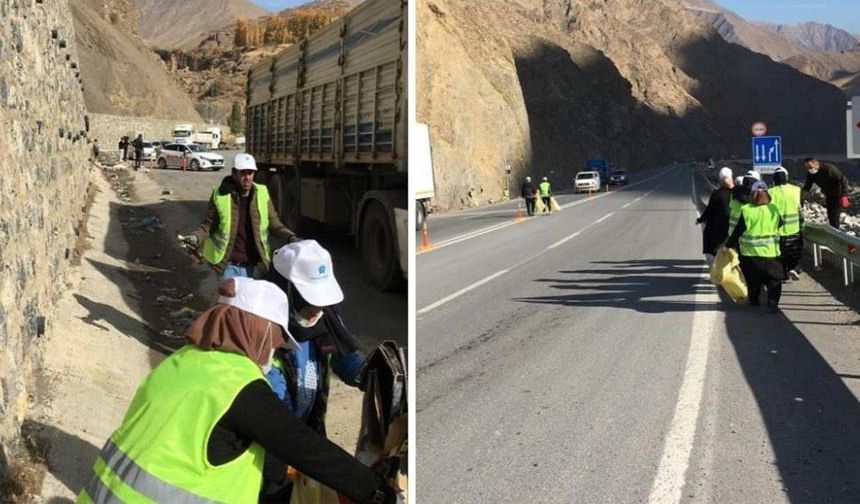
[0,0,92,479]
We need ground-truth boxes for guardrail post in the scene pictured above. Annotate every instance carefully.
[814,243,821,270]
[844,257,850,287]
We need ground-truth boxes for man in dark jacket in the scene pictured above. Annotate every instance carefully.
[132,134,144,171]
[521,176,537,216]
[181,153,295,280]
[802,157,850,228]
[697,167,733,264]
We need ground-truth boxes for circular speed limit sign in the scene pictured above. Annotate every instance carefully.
[751,121,767,137]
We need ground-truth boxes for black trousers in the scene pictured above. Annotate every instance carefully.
[780,234,803,273]
[739,256,783,306]
[826,198,841,228]
[525,197,536,216]
[542,196,551,213]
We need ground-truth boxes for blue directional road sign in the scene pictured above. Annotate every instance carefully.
[752,136,782,168]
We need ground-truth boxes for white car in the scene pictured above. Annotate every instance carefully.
[574,171,601,193]
[156,143,224,171]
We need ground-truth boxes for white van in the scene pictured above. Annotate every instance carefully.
[574,171,601,193]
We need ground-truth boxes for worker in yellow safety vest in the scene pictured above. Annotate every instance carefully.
[179,153,295,281]
[76,277,398,504]
[768,166,803,281]
[538,176,552,215]
[726,181,784,313]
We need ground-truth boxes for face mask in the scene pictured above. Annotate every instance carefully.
[261,348,275,374]
[293,307,324,328]
[808,168,818,175]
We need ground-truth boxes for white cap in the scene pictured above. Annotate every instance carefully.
[746,170,762,181]
[525,176,531,182]
[233,153,258,171]
[542,176,548,181]
[272,240,344,307]
[718,167,733,180]
[735,176,744,186]
[217,277,297,348]
[773,166,788,175]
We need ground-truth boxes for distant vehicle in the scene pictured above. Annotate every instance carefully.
[415,123,435,230]
[171,124,222,149]
[141,141,156,161]
[586,158,609,179]
[157,143,224,171]
[575,171,601,193]
[609,169,628,185]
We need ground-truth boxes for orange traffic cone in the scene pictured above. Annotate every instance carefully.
[419,220,432,252]
[516,201,524,221]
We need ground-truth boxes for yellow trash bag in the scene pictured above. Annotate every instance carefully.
[534,196,545,213]
[710,247,748,303]
[550,196,562,213]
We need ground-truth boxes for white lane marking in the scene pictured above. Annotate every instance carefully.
[621,202,632,209]
[431,220,518,249]
[648,170,719,504]
[647,277,718,504]
[417,269,510,314]
[547,231,582,250]
[423,167,678,254]
[595,212,615,224]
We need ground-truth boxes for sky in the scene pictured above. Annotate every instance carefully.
[250,0,314,12]
[718,0,860,34]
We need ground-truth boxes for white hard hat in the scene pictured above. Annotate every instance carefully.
[746,170,761,181]
[735,176,744,187]
[525,176,531,182]
[272,240,344,307]
[217,277,297,349]
[773,166,788,176]
[233,153,258,171]
[542,176,548,181]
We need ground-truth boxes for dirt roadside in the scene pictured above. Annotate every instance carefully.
[23,164,361,502]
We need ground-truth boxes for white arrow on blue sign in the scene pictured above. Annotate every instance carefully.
[752,135,782,167]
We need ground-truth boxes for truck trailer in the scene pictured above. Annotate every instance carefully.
[246,0,407,290]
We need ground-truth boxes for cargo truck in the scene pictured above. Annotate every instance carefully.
[246,0,407,290]
[415,123,435,229]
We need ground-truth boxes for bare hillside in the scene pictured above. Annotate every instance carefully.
[419,0,845,211]
[70,0,203,120]
[135,0,268,50]
[755,21,860,53]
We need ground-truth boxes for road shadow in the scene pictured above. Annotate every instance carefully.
[514,259,712,313]
[722,305,860,501]
[20,419,100,500]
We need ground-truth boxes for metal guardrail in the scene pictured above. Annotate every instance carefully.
[803,223,860,287]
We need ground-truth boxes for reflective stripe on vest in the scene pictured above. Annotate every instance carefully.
[739,204,781,258]
[82,439,216,504]
[79,346,266,503]
[202,183,272,265]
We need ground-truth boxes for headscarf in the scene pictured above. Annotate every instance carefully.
[185,281,289,367]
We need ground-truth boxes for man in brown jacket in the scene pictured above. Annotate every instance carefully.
[180,153,295,280]
[802,157,851,228]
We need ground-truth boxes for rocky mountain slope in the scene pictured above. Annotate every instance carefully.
[418,0,845,211]
[681,0,860,97]
[135,0,267,50]
[754,21,860,53]
[156,1,353,126]
[70,0,202,120]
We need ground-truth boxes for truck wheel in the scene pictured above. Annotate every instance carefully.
[267,167,302,232]
[361,202,401,291]
[416,200,426,231]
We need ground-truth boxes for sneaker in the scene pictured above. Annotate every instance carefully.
[787,269,800,281]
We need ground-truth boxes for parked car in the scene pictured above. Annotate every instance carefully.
[574,171,601,193]
[141,141,156,161]
[156,143,224,171]
[609,169,628,185]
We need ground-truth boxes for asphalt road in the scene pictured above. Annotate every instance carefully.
[137,150,407,351]
[416,164,860,503]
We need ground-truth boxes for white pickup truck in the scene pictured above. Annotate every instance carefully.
[574,171,601,193]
